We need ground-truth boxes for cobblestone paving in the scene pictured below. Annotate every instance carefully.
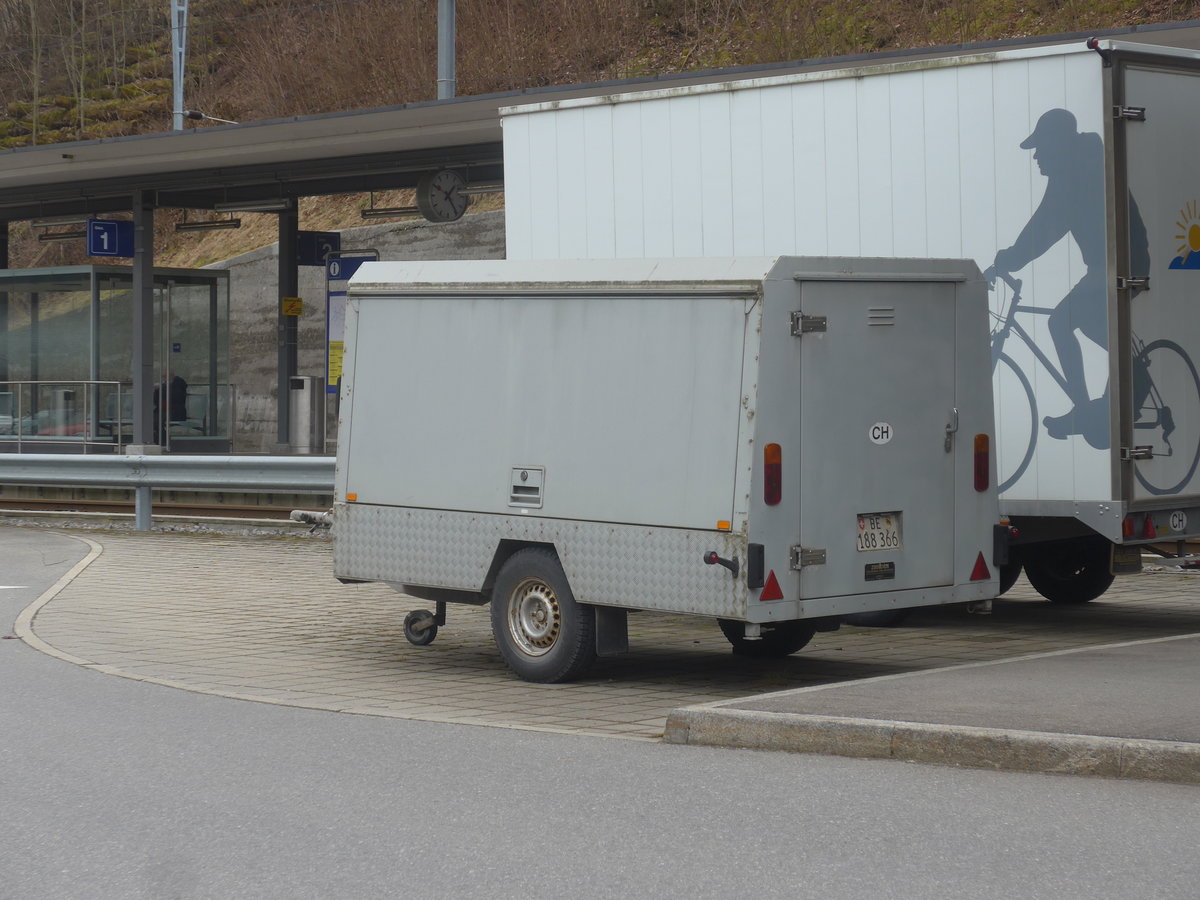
[25,531,1200,740]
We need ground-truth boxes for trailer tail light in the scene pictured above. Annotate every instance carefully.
[764,443,782,506]
[970,552,991,581]
[1143,516,1157,540]
[1123,516,1136,538]
[973,434,990,492]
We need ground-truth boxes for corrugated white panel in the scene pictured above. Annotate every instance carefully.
[730,89,766,254]
[502,49,1109,502]
[554,108,589,258]
[501,115,533,258]
[889,70,928,258]
[922,70,963,258]
[857,74,894,257]
[641,102,675,257]
[668,95,705,257]
[583,105,617,257]
[823,77,861,254]
[612,102,645,257]
[760,85,797,253]
[792,82,828,254]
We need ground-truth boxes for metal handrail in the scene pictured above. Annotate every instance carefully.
[0,453,335,529]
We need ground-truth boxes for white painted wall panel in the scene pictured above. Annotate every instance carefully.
[554,109,589,258]
[889,71,928,258]
[698,91,735,256]
[502,48,1112,502]
[759,86,797,253]
[583,106,617,257]
[856,75,894,257]
[668,95,705,256]
[612,103,645,257]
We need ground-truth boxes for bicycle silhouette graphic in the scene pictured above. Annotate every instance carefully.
[986,270,1200,495]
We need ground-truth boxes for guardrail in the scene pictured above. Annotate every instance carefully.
[0,454,335,530]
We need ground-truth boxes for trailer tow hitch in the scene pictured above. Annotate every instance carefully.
[702,551,739,578]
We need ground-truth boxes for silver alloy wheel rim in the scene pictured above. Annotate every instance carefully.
[507,577,561,657]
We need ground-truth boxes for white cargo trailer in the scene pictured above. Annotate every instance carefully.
[500,38,1200,606]
[333,257,999,681]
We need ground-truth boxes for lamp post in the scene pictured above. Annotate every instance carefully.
[171,0,189,131]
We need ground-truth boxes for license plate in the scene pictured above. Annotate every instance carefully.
[857,512,902,552]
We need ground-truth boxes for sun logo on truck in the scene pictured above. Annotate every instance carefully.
[1170,201,1200,269]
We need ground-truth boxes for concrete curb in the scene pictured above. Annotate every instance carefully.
[663,707,1200,785]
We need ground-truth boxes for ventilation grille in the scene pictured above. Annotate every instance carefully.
[868,307,896,326]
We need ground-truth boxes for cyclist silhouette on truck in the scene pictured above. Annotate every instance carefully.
[986,108,1108,448]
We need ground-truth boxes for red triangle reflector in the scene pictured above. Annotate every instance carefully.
[760,570,784,601]
[970,552,991,582]
[1143,516,1157,540]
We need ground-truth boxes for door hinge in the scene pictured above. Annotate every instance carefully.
[1116,275,1150,293]
[790,312,827,336]
[1114,105,1146,121]
[1120,445,1154,461]
[790,546,826,569]
[944,408,959,453]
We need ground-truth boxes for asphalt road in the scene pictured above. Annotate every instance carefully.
[3,526,1199,899]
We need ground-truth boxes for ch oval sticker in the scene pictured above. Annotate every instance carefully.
[869,422,893,445]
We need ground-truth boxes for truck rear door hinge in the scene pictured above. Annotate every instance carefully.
[1120,446,1154,461]
[1116,275,1150,293]
[790,312,827,336]
[1114,105,1146,121]
[790,546,826,569]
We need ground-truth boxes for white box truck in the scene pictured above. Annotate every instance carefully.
[500,38,1200,608]
[333,256,999,681]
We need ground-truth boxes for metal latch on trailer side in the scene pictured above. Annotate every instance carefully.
[790,312,827,336]
[1117,276,1150,292]
[790,546,826,569]
[1113,106,1146,121]
[1121,445,1154,461]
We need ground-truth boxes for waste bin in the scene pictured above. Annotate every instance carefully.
[288,376,325,454]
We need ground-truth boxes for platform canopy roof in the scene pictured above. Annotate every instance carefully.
[3,21,1200,223]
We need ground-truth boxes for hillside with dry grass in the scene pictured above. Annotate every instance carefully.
[4,0,1200,267]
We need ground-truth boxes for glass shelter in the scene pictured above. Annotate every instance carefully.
[0,266,231,452]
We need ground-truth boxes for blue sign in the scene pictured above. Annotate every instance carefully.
[326,255,371,281]
[296,231,341,266]
[87,219,134,258]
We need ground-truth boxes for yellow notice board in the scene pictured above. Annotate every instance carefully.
[281,297,304,316]
[327,340,344,384]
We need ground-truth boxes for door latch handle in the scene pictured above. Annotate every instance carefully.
[945,408,959,453]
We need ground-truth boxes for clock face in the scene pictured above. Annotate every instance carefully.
[416,169,469,222]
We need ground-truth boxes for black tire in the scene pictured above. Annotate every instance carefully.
[403,609,438,646]
[997,559,1022,596]
[842,608,913,628]
[1022,536,1114,605]
[717,619,816,658]
[490,548,596,683]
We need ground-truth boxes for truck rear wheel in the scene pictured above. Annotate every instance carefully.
[490,548,597,683]
[1022,536,1114,605]
[717,620,816,657]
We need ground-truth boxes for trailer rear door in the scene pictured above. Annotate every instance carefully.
[1118,60,1200,503]
[796,279,959,598]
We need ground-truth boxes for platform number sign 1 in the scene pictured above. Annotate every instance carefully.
[87,219,134,258]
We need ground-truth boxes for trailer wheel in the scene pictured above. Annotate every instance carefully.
[403,609,438,646]
[997,559,1022,596]
[490,548,597,683]
[1022,537,1114,605]
[717,619,816,657]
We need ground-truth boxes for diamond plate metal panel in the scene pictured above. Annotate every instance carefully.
[334,503,748,619]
